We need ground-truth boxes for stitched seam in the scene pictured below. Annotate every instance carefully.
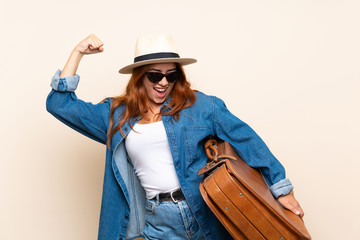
[74,100,108,143]
[178,202,192,240]
[212,96,216,137]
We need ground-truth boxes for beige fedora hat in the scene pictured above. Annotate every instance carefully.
[119,34,197,74]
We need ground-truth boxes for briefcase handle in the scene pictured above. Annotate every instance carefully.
[205,139,219,162]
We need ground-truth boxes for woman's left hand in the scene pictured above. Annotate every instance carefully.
[277,190,304,218]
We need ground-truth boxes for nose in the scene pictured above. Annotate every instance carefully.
[157,76,169,86]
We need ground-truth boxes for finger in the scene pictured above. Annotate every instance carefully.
[277,193,304,217]
[90,39,103,51]
[288,190,304,216]
[87,39,96,50]
[297,206,305,218]
[97,37,104,47]
[95,38,104,49]
[77,34,104,54]
[87,47,104,54]
[290,206,302,216]
[87,35,98,46]
[288,201,304,217]
[292,198,304,217]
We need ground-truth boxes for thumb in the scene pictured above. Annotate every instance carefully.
[86,45,104,54]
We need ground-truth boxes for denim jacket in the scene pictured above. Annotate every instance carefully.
[46,70,293,240]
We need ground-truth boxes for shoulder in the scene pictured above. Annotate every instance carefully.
[194,91,226,107]
[182,91,221,115]
[194,91,215,104]
[103,98,126,118]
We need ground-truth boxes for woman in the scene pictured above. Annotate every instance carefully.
[47,34,304,240]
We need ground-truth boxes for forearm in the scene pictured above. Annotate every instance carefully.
[59,50,84,78]
[59,34,104,78]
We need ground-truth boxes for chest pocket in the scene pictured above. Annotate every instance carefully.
[183,126,212,162]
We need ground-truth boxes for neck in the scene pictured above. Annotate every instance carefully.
[140,105,162,124]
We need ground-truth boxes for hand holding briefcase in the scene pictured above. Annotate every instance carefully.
[198,139,311,240]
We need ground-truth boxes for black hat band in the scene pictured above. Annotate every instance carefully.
[134,52,180,63]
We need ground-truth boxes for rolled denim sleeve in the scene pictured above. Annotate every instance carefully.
[50,69,80,92]
[269,178,294,198]
[213,96,294,197]
[46,70,111,144]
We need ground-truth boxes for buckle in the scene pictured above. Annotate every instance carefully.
[170,189,179,203]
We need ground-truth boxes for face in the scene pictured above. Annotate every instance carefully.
[142,63,177,111]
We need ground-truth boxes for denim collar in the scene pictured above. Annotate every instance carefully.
[161,96,173,112]
[110,96,173,150]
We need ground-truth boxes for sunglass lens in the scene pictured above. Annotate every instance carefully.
[146,72,164,83]
[166,71,180,83]
[146,71,180,83]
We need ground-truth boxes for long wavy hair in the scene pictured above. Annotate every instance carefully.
[104,63,196,147]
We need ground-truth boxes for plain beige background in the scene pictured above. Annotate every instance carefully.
[1,0,359,239]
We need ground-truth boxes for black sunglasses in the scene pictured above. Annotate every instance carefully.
[145,71,180,83]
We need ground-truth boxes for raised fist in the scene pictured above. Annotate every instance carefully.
[74,34,104,55]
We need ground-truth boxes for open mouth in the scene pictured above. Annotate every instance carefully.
[154,87,167,98]
[154,87,166,93]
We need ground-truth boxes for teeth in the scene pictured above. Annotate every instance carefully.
[155,88,166,92]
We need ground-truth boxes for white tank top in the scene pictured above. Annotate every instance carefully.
[125,121,180,199]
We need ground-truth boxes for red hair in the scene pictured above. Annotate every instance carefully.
[103,63,196,147]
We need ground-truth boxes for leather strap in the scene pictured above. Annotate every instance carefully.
[152,189,185,202]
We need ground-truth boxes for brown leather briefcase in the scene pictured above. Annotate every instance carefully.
[198,139,311,240]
